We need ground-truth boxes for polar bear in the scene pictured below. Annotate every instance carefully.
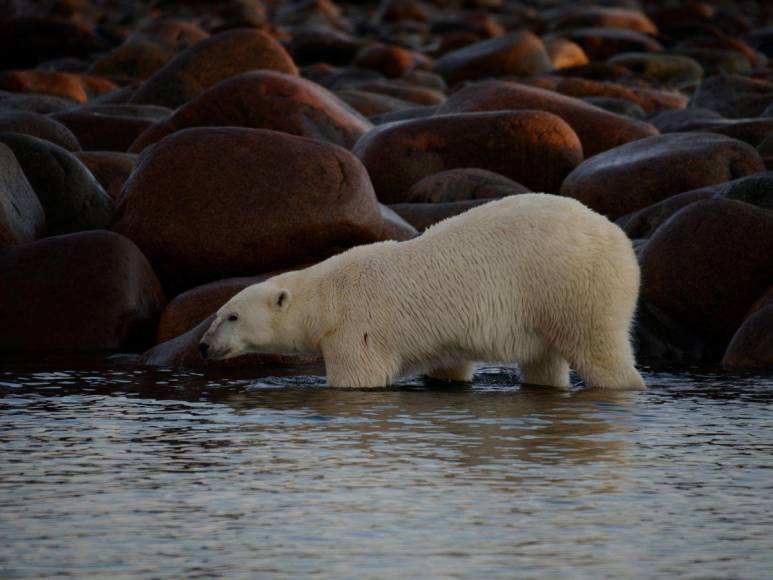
[200,194,645,389]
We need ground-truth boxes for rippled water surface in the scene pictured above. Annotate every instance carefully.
[2,362,773,578]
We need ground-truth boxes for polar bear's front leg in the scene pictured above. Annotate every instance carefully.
[321,335,398,388]
[428,362,476,382]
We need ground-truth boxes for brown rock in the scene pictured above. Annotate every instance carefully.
[0,142,44,250]
[549,6,658,35]
[287,26,364,67]
[0,111,80,151]
[51,110,155,152]
[0,70,119,104]
[0,230,165,352]
[433,31,552,85]
[354,44,417,78]
[723,287,773,370]
[560,132,765,220]
[130,29,298,109]
[554,77,688,114]
[113,127,385,294]
[640,199,773,344]
[354,110,582,202]
[406,168,529,203]
[141,314,320,368]
[389,199,493,230]
[335,89,415,117]
[544,38,589,70]
[551,28,662,61]
[437,80,658,157]
[74,151,136,199]
[88,41,174,80]
[128,19,210,51]
[129,71,371,153]
[353,79,445,106]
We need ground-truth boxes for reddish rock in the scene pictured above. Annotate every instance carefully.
[0,142,45,250]
[554,77,688,114]
[354,44,417,78]
[0,230,166,352]
[353,79,445,106]
[640,199,773,344]
[0,70,119,104]
[433,31,552,85]
[406,168,529,203]
[549,6,658,35]
[129,71,371,153]
[551,28,662,61]
[389,199,493,230]
[0,111,80,151]
[113,127,385,294]
[130,29,298,109]
[723,287,773,370]
[51,110,155,152]
[74,151,136,200]
[0,16,110,70]
[544,38,589,70]
[353,110,582,202]
[141,314,320,369]
[0,133,113,235]
[690,75,773,119]
[560,132,765,220]
[437,80,658,157]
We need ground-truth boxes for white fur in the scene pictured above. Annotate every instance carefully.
[201,194,645,389]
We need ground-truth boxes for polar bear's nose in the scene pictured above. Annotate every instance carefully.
[198,342,210,359]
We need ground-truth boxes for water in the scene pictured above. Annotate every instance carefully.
[1,362,772,579]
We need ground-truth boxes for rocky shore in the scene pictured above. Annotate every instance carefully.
[0,0,771,372]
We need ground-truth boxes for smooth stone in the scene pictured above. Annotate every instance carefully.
[406,168,530,203]
[0,142,44,250]
[618,190,713,239]
[582,96,646,119]
[549,28,662,61]
[672,48,751,76]
[353,110,582,202]
[608,52,703,86]
[0,70,119,103]
[0,133,113,235]
[543,38,589,70]
[88,41,174,80]
[287,26,364,66]
[50,110,155,152]
[354,44,417,78]
[560,132,765,220]
[0,111,80,150]
[723,287,773,370]
[0,230,166,352]
[0,91,74,114]
[389,199,494,230]
[351,79,445,106]
[74,151,136,200]
[369,104,437,125]
[690,74,773,118]
[554,77,688,114]
[335,89,416,117]
[379,203,418,240]
[548,6,657,35]
[646,108,725,133]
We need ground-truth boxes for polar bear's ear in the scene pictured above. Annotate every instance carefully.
[274,288,291,309]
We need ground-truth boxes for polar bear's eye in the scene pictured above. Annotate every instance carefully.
[228,314,238,322]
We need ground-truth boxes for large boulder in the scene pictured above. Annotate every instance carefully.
[113,127,386,294]
[74,151,136,199]
[129,71,372,153]
[0,111,80,151]
[130,29,298,109]
[436,80,658,157]
[0,231,165,352]
[640,199,773,346]
[353,110,582,203]
[433,31,553,85]
[0,142,44,250]
[723,287,773,370]
[0,133,113,234]
[560,133,765,220]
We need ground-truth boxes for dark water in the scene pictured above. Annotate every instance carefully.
[2,362,772,578]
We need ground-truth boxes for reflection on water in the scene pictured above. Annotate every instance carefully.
[1,363,772,578]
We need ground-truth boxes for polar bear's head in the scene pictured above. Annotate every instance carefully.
[199,282,293,360]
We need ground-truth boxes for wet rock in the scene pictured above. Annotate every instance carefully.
[141,314,320,368]
[690,75,773,118]
[379,204,418,240]
[0,230,165,352]
[130,29,298,109]
[353,110,582,202]
[74,151,136,199]
[0,16,110,70]
[0,142,44,250]
[437,80,658,157]
[640,199,773,345]
[607,52,703,86]
[544,38,589,70]
[389,199,493,230]
[50,110,155,152]
[433,31,552,85]
[0,133,113,235]
[406,168,529,203]
[287,26,364,67]
[0,70,119,104]
[550,28,662,62]
[548,6,657,35]
[113,127,385,294]
[129,71,371,153]
[0,91,74,114]
[353,44,417,78]
[0,111,80,150]
[560,132,765,220]
[646,108,724,133]
[723,287,773,370]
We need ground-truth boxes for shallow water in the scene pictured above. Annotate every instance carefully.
[1,362,772,579]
